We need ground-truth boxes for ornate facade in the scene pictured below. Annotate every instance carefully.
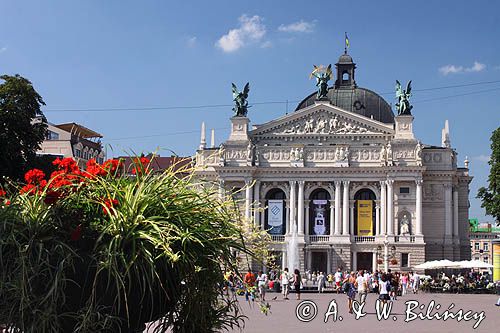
[194,52,472,273]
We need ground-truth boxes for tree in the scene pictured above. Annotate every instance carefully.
[0,74,47,182]
[477,127,500,225]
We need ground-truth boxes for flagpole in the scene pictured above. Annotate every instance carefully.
[344,32,347,54]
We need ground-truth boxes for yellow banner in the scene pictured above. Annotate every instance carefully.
[357,200,373,236]
[494,242,500,282]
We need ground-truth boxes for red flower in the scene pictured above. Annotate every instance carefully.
[85,159,107,178]
[5,200,10,206]
[24,169,46,184]
[53,157,80,174]
[102,198,119,215]
[71,224,83,241]
[20,180,47,195]
[132,157,151,175]
[103,159,122,175]
[0,189,6,197]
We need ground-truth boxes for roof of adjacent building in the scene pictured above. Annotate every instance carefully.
[117,155,193,174]
[56,123,103,138]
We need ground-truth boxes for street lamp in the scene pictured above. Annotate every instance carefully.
[383,234,389,273]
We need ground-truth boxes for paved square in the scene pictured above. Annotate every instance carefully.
[231,292,499,333]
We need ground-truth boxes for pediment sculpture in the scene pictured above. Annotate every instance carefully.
[276,114,375,135]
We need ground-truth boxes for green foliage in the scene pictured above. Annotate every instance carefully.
[0,74,47,182]
[0,163,264,332]
[477,127,500,225]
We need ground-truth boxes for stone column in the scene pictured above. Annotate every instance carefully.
[386,179,394,235]
[285,200,290,235]
[297,181,305,235]
[329,200,335,236]
[444,183,452,237]
[335,181,341,235]
[352,251,357,271]
[453,187,459,238]
[380,181,387,235]
[342,181,350,235]
[305,200,310,236]
[372,252,378,272]
[307,250,313,271]
[349,201,355,237]
[254,181,261,228]
[245,179,252,221]
[375,203,380,236]
[415,179,423,235]
[289,181,297,234]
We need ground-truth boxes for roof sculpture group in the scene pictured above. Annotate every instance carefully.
[230,63,413,118]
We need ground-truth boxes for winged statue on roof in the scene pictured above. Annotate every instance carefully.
[395,80,413,115]
[231,82,250,117]
[310,64,332,99]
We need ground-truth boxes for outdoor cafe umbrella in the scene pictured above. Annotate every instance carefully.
[456,260,493,269]
[414,259,460,270]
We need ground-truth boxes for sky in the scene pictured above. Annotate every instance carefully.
[1,0,499,222]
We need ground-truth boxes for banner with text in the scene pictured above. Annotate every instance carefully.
[268,200,284,235]
[357,200,373,236]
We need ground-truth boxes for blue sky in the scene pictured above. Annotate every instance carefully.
[1,0,499,222]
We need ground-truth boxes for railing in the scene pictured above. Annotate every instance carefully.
[308,235,330,242]
[354,236,375,243]
[271,235,285,242]
[394,236,415,243]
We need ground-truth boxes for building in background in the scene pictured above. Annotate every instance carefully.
[469,221,500,265]
[117,154,192,176]
[195,50,472,273]
[38,122,105,169]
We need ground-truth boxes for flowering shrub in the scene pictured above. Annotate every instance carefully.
[0,157,265,332]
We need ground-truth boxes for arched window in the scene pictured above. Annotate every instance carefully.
[354,189,376,236]
[265,189,286,235]
[309,189,331,235]
[342,71,350,82]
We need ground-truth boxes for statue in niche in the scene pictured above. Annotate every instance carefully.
[246,142,255,165]
[415,141,423,166]
[400,213,410,234]
[386,142,393,166]
[344,146,350,161]
[218,143,226,166]
[298,147,304,161]
[304,118,315,133]
[290,147,297,161]
[380,144,387,166]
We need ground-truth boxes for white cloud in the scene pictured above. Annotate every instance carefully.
[0,47,7,54]
[465,61,486,72]
[186,36,197,48]
[278,20,315,33]
[473,155,490,163]
[260,40,272,48]
[493,65,500,70]
[439,61,486,75]
[216,15,266,53]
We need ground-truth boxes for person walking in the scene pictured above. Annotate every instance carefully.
[293,269,302,300]
[243,269,256,303]
[401,273,408,296]
[334,268,343,294]
[356,270,368,304]
[344,271,358,314]
[317,272,326,293]
[378,273,391,305]
[280,268,290,300]
[257,270,268,301]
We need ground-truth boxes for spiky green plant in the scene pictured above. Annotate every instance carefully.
[0,159,267,332]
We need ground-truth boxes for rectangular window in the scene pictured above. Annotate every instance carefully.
[474,242,480,251]
[483,256,488,263]
[401,253,409,267]
[483,243,489,252]
[399,187,410,194]
[45,130,59,140]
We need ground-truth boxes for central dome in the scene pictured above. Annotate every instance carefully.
[296,52,395,124]
[295,86,394,124]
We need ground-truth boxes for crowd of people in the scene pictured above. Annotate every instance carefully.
[224,267,499,311]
